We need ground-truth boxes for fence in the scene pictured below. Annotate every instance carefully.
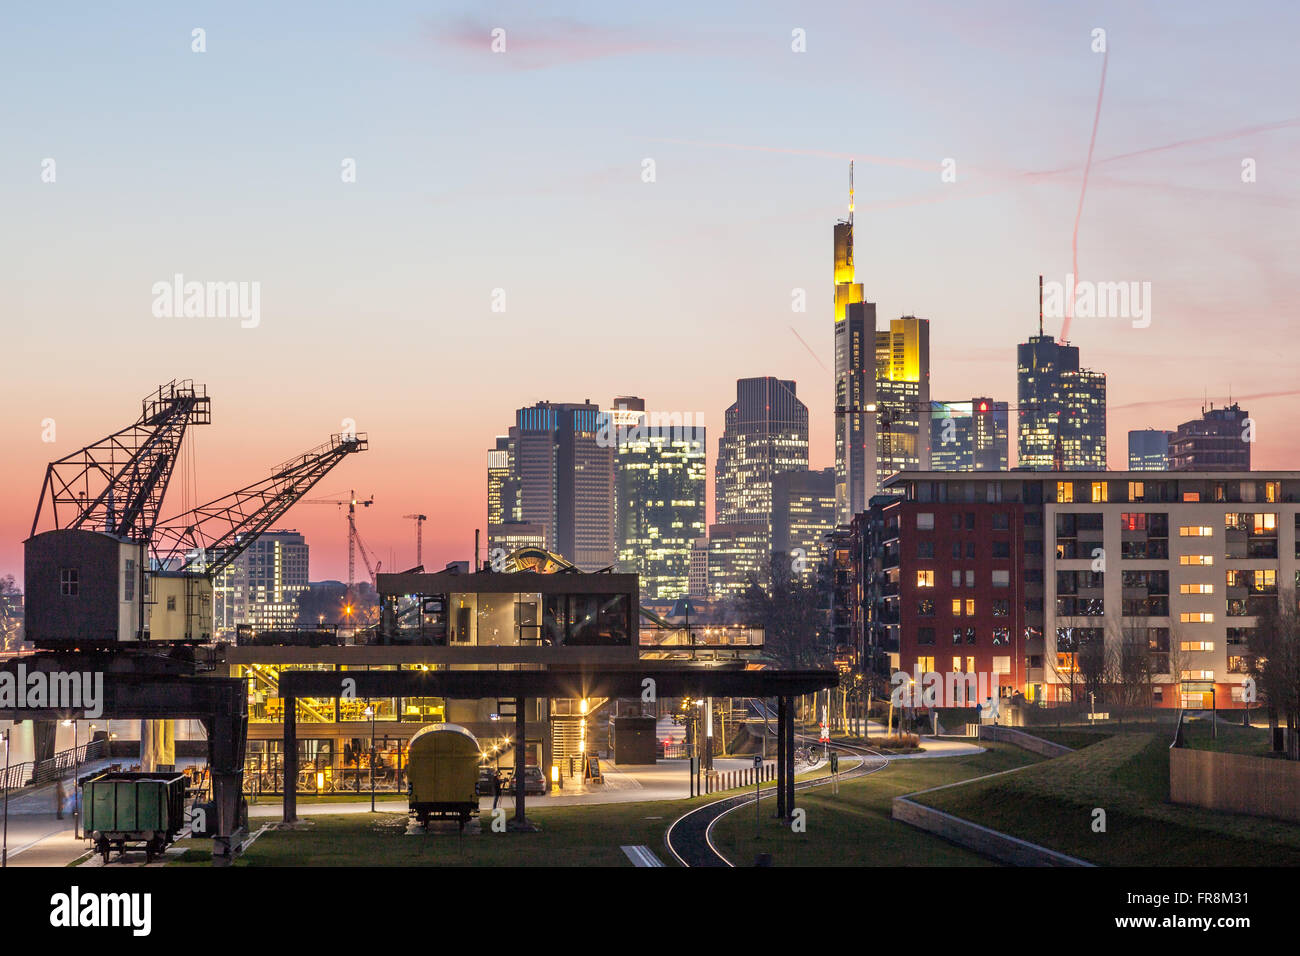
[702,762,775,794]
[0,737,108,792]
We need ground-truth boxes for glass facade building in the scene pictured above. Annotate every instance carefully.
[931,399,1009,472]
[1016,335,1107,470]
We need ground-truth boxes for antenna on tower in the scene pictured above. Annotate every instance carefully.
[848,160,855,226]
[1038,274,1044,337]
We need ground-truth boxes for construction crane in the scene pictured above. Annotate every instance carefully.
[31,380,211,539]
[402,514,427,567]
[303,490,378,614]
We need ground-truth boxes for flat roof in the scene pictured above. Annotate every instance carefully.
[377,570,638,597]
[883,470,1300,484]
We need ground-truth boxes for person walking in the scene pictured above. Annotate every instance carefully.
[491,769,503,810]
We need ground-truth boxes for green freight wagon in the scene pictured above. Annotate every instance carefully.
[84,772,189,864]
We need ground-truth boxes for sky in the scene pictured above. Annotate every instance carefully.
[2,0,1298,585]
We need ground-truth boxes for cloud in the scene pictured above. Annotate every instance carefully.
[427,16,677,70]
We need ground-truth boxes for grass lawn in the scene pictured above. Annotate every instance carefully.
[916,732,1300,866]
[707,743,1040,867]
[1015,728,1115,750]
[171,795,744,867]
[1180,717,1274,756]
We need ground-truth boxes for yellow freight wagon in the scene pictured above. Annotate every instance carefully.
[407,723,480,829]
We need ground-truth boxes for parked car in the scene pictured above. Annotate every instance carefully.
[499,766,548,796]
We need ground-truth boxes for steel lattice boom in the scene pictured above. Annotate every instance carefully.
[30,380,211,540]
[152,433,368,579]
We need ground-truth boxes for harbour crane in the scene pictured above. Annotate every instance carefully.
[402,513,427,567]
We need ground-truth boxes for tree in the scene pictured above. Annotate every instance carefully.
[1248,591,1300,760]
[737,564,827,670]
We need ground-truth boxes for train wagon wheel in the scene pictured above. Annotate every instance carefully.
[99,841,110,865]
[145,845,154,864]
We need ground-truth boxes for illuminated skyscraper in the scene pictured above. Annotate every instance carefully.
[931,398,1009,471]
[613,396,707,600]
[834,162,877,523]
[1017,333,1107,471]
[212,530,309,636]
[487,435,517,527]
[875,316,931,482]
[507,400,616,569]
[1128,429,1172,471]
[771,467,837,583]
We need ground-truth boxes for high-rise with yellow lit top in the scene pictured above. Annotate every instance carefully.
[834,161,877,523]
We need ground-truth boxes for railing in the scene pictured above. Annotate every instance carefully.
[0,738,108,792]
[235,624,341,647]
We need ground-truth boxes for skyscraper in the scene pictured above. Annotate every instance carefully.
[834,162,877,523]
[613,396,707,600]
[1127,429,1172,471]
[876,316,931,481]
[487,435,517,526]
[1169,403,1251,471]
[1017,285,1107,470]
[507,400,616,570]
[212,529,309,636]
[931,398,1009,471]
[771,467,837,583]
[715,377,810,587]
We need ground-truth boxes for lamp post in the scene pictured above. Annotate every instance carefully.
[2,727,10,868]
[364,704,376,812]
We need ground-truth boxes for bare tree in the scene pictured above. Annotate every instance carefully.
[1249,591,1300,760]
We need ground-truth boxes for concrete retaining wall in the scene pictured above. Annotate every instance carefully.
[1170,747,1300,822]
[892,796,1093,866]
[977,724,1073,758]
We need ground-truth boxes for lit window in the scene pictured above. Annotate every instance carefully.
[951,656,962,673]
[1179,526,1213,537]
[992,569,1010,588]
[1182,492,1200,502]
[1254,513,1277,534]
[1180,612,1214,623]
[965,599,976,616]
[1056,482,1074,503]
[1254,569,1276,589]
[951,599,963,616]
[916,570,934,588]
[1179,583,1213,594]
[1180,641,1215,652]
[917,656,935,672]
[917,512,934,530]
[1127,481,1144,501]
[1265,481,1280,503]
[1180,555,1213,566]
[1091,482,1108,503]
[1121,513,1146,531]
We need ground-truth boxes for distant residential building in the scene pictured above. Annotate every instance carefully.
[506,400,616,570]
[213,530,309,636]
[771,467,837,583]
[1017,334,1107,470]
[707,523,769,599]
[1128,429,1172,471]
[931,399,1009,472]
[875,316,932,482]
[688,537,709,598]
[1169,404,1251,471]
[613,397,707,600]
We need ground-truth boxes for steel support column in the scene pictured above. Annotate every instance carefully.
[283,696,297,824]
[784,696,795,819]
[775,696,787,818]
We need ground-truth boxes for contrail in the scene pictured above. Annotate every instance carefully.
[790,326,829,372]
[1061,48,1108,345]
[1111,388,1300,412]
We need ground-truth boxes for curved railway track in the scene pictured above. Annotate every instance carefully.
[664,735,888,867]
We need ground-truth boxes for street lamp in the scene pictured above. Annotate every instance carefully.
[363,704,376,812]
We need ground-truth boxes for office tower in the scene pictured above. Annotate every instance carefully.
[613,396,707,600]
[707,523,769,599]
[931,399,1009,471]
[212,529,309,635]
[770,467,837,583]
[834,162,878,522]
[486,521,545,559]
[688,537,709,598]
[1128,429,1172,471]
[509,400,616,570]
[487,435,518,527]
[1017,287,1107,471]
[1169,404,1251,471]
[875,316,932,483]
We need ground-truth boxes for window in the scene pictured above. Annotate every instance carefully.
[965,599,976,616]
[1128,481,1145,501]
[992,569,1010,588]
[965,627,977,645]
[916,570,934,588]
[1180,583,1214,594]
[1179,526,1213,537]
[951,542,962,559]
[992,512,1009,530]
[1181,641,1215,652]
[917,628,935,646]
[951,599,963,616]
[1056,482,1074,503]
[917,656,935,672]
[1180,612,1214,623]
[1121,512,1146,531]
[1253,569,1276,592]
[166,595,177,611]
[1091,482,1108,503]
[965,513,976,530]
[952,513,963,530]
[917,540,935,559]
[952,629,963,645]
[992,598,1010,616]
[60,568,78,597]
[964,570,975,587]
[1182,492,1200,502]
[1180,555,1214,566]
[1265,481,1280,503]
[992,541,1010,558]
[916,512,935,530]
[1255,513,1277,534]
[966,542,976,559]
[993,627,1009,646]
[951,570,962,588]
[993,655,1012,674]
[123,558,135,602]
[918,599,935,616]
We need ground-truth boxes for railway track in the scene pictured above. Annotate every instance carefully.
[663,735,888,867]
